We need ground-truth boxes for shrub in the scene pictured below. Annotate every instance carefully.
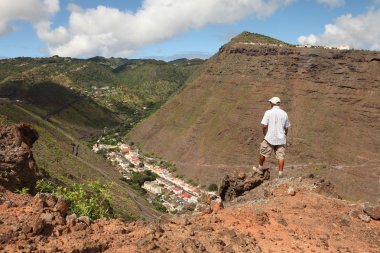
[152,197,167,213]
[15,187,30,194]
[48,180,113,220]
[36,179,56,193]
[36,179,113,219]
[125,171,158,195]
[208,183,218,192]
[187,179,198,187]
[127,170,157,186]
[174,173,184,179]
[138,162,144,168]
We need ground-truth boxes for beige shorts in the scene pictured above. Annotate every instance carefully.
[260,140,285,160]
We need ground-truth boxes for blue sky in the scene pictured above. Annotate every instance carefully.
[0,0,379,59]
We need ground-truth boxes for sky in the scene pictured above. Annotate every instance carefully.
[0,0,379,60]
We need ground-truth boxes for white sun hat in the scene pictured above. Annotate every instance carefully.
[268,97,281,104]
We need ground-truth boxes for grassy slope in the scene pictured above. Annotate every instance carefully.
[0,56,204,219]
[0,100,160,220]
[229,31,290,45]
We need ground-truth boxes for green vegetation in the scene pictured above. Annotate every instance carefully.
[152,196,167,213]
[230,31,289,46]
[36,179,113,220]
[208,183,218,192]
[0,56,204,136]
[186,179,199,187]
[126,170,158,194]
[174,173,185,179]
[35,178,56,193]
[0,55,204,220]
[15,187,30,194]
[0,101,157,221]
[160,160,177,172]
[55,180,113,220]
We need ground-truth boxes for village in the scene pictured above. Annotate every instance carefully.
[92,142,213,213]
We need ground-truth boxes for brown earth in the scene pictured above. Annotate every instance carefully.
[129,32,380,203]
[0,174,379,253]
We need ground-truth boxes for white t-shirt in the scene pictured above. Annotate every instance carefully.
[261,106,290,145]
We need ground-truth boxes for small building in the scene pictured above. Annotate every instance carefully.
[120,147,130,153]
[142,181,162,195]
[338,45,350,50]
[172,187,183,195]
[179,193,192,199]
[189,196,198,203]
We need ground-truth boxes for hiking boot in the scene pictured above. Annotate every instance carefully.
[252,166,264,175]
[278,171,284,178]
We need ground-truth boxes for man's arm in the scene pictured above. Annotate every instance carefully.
[284,127,288,136]
[262,125,268,137]
[261,111,269,138]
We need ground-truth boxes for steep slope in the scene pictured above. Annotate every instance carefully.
[0,105,160,220]
[0,80,119,138]
[0,56,204,119]
[129,32,380,202]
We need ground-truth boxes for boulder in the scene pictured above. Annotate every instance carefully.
[218,169,270,201]
[31,217,46,235]
[287,187,296,196]
[0,123,44,192]
[363,205,380,220]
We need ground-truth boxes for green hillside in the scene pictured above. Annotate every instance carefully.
[0,56,204,219]
[0,100,161,220]
[230,31,289,45]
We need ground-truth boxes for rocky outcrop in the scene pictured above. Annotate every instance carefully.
[364,205,380,220]
[0,123,42,192]
[1,174,379,252]
[218,169,270,201]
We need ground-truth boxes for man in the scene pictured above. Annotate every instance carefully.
[253,97,290,178]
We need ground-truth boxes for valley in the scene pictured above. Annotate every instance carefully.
[0,56,204,219]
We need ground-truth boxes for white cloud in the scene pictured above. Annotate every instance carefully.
[0,0,59,35]
[316,0,345,7]
[298,9,380,50]
[38,0,293,57]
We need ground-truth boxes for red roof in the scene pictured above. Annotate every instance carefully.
[179,193,191,199]
[121,148,130,153]
[172,187,181,191]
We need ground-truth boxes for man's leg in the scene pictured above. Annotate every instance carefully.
[253,141,271,174]
[276,146,285,178]
[259,154,266,167]
[278,159,284,171]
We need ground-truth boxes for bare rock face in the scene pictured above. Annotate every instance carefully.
[218,169,270,201]
[364,205,380,220]
[0,123,42,192]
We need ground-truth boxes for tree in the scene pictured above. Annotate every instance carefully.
[208,183,218,192]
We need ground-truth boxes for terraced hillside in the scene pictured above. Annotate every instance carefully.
[129,32,380,203]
